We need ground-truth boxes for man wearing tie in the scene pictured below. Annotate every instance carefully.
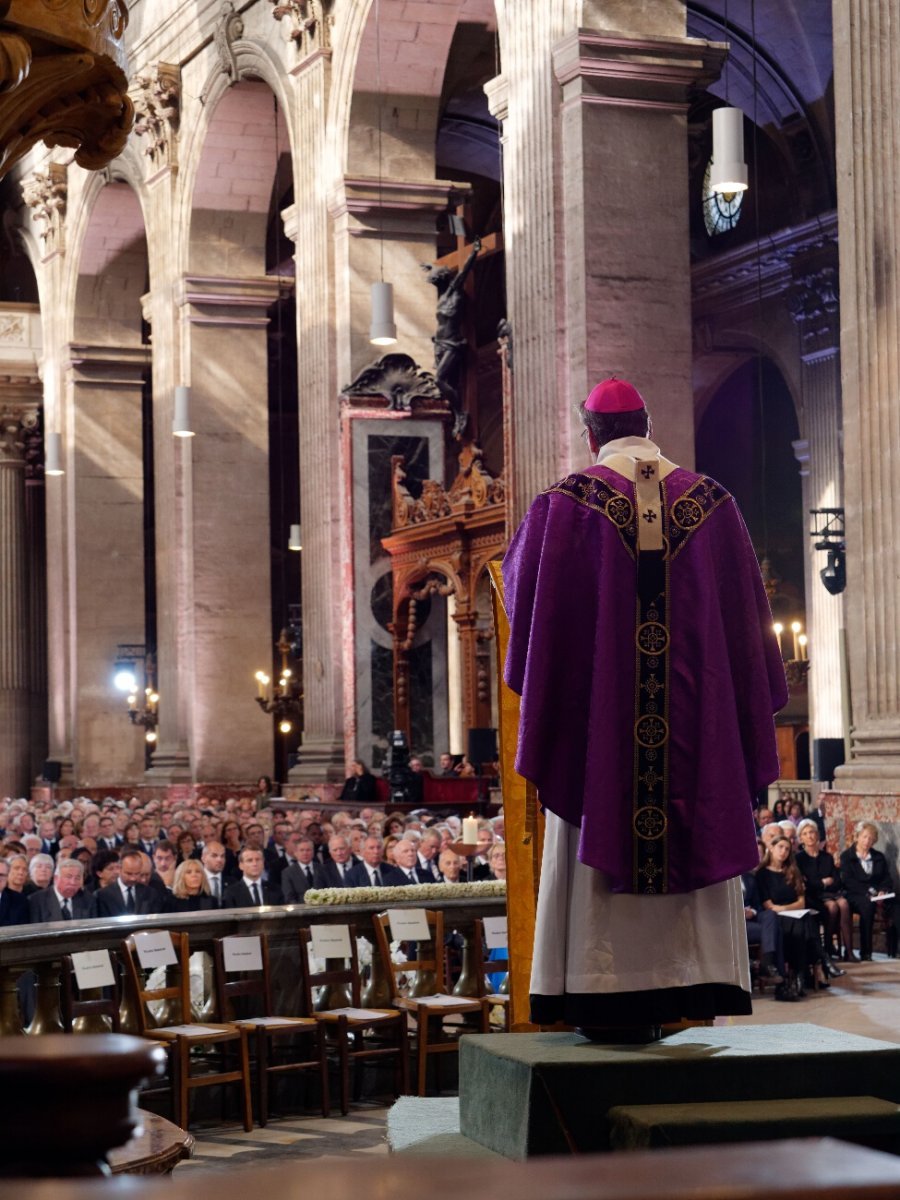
[201,841,230,903]
[92,851,161,917]
[223,847,282,907]
[313,835,355,888]
[346,836,389,888]
[280,837,319,903]
[97,814,121,852]
[29,860,92,923]
[387,839,426,886]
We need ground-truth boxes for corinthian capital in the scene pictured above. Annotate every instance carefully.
[270,0,334,58]
[0,404,38,464]
[22,163,67,256]
[131,62,181,172]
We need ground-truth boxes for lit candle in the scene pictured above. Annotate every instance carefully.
[255,670,265,698]
[791,621,802,661]
[773,623,784,656]
[798,633,808,661]
[462,814,478,845]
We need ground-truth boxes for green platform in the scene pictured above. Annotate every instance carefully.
[457,1025,900,1159]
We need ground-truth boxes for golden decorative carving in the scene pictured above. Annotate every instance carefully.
[22,163,67,253]
[391,443,505,531]
[131,62,180,170]
[0,1,132,177]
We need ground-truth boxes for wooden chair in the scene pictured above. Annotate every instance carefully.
[472,918,511,1031]
[373,909,489,1097]
[60,951,122,1033]
[212,933,327,1126]
[121,930,253,1132]
[298,924,408,1114]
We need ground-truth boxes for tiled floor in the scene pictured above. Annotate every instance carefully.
[174,956,900,1172]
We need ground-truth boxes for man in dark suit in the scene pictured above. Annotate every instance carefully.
[387,839,427,886]
[280,837,318,903]
[0,861,29,926]
[346,836,391,888]
[97,814,122,852]
[314,835,355,888]
[223,848,282,907]
[264,820,294,884]
[91,850,162,917]
[29,860,92,923]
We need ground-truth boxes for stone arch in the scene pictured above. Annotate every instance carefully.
[176,40,296,279]
[71,180,149,346]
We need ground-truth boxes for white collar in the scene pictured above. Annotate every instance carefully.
[596,436,662,464]
[243,876,263,889]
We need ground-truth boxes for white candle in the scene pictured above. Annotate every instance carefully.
[799,634,808,661]
[773,622,783,656]
[791,621,801,660]
[462,815,478,845]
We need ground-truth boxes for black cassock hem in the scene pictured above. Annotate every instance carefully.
[530,983,752,1027]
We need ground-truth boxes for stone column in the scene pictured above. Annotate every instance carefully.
[832,0,900,789]
[24,419,48,782]
[787,254,844,753]
[552,29,722,479]
[65,344,150,786]
[490,4,721,526]
[0,405,36,798]
[176,274,278,782]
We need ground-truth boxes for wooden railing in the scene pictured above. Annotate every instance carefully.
[0,896,506,1037]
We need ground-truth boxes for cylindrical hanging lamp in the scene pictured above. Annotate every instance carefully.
[369,281,397,346]
[173,385,195,438]
[288,523,302,551]
[45,430,64,476]
[710,107,748,194]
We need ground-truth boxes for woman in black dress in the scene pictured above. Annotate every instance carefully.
[339,760,377,806]
[166,860,218,912]
[796,819,855,961]
[756,836,842,992]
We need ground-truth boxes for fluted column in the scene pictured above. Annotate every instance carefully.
[289,55,346,782]
[24,420,48,781]
[788,257,844,749]
[833,0,900,788]
[0,406,36,797]
[490,3,719,526]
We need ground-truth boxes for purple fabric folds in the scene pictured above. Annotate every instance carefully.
[502,465,788,895]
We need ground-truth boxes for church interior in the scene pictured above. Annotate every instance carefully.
[4,0,900,1192]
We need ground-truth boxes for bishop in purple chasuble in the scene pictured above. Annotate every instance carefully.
[502,438,787,1027]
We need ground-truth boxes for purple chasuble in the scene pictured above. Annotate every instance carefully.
[503,463,788,896]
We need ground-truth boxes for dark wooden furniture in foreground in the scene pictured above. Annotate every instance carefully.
[6,1137,900,1196]
[108,1111,194,1175]
[298,924,409,1114]
[0,1034,165,1176]
[121,931,253,1133]
[373,908,489,1096]
[212,932,327,1125]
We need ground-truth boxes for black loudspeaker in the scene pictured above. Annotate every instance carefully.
[813,738,845,784]
[42,760,62,783]
[467,728,498,766]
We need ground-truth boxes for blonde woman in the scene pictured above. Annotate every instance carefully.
[166,859,217,912]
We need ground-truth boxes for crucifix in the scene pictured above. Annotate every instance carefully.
[422,200,503,441]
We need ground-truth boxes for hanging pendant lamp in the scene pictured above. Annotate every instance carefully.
[172,385,195,438]
[710,106,748,194]
[45,430,64,476]
[369,281,397,346]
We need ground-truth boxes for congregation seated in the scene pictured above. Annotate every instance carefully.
[839,821,900,960]
[0,784,508,926]
[755,835,842,996]
[796,819,855,962]
[29,858,91,922]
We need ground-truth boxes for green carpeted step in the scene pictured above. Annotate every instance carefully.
[458,1024,900,1159]
[387,1096,504,1158]
[608,1094,900,1152]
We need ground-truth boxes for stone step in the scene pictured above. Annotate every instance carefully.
[458,1024,900,1159]
[387,1096,504,1158]
[608,1094,900,1153]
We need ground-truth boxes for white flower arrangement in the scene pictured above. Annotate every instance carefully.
[304,880,506,906]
